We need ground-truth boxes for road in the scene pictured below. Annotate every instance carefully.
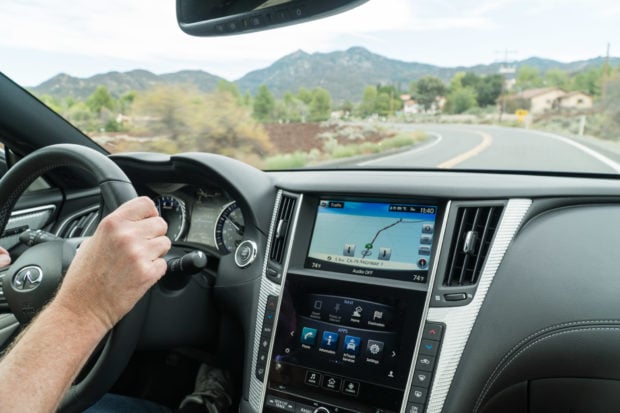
[358,124,620,174]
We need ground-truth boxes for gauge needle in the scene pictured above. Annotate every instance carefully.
[227,217,245,234]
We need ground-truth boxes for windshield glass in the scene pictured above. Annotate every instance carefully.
[1,0,619,173]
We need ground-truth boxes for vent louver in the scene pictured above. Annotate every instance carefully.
[58,209,99,238]
[269,195,296,264]
[444,205,504,286]
[0,273,6,307]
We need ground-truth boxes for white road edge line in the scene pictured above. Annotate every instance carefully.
[358,132,443,166]
[527,129,620,173]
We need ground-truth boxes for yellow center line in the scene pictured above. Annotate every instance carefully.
[436,131,493,169]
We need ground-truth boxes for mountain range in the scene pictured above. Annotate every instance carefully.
[30,47,619,103]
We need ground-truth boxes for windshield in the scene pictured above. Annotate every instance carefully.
[1,0,619,173]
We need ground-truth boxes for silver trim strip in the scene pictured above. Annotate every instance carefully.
[425,199,532,413]
[1,205,56,249]
[248,191,303,409]
[9,204,55,217]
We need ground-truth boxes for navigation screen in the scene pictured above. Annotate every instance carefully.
[304,200,438,283]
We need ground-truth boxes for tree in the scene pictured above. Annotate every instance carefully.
[339,100,354,117]
[545,69,570,89]
[572,67,603,96]
[297,87,313,105]
[476,74,504,107]
[375,92,392,117]
[253,85,275,122]
[460,72,480,90]
[118,91,137,114]
[516,65,543,89]
[446,87,478,114]
[187,90,273,157]
[132,85,195,140]
[459,72,501,107]
[309,88,331,122]
[216,80,242,104]
[600,78,620,139]
[358,86,378,118]
[124,85,273,158]
[86,86,116,114]
[376,84,403,115]
[39,95,62,113]
[415,76,447,111]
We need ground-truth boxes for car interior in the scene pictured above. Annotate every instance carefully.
[1,1,620,413]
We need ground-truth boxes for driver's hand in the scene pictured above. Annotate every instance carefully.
[54,197,171,332]
[0,246,11,268]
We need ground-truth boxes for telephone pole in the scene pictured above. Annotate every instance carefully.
[602,43,610,100]
[495,49,517,121]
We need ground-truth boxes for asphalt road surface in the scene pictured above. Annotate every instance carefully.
[359,124,620,174]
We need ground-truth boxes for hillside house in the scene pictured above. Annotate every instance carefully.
[558,91,593,111]
[503,88,593,114]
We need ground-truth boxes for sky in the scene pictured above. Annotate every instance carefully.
[0,0,618,87]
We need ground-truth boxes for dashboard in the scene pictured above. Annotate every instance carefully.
[99,152,620,413]
[4,150,620,413]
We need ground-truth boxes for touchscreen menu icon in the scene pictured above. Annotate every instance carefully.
[300,327,318,347]
[320,331,339,352]
[343,335,361,355]
[365,340,385,364]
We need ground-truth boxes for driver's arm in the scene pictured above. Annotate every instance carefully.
[0,197,170,413]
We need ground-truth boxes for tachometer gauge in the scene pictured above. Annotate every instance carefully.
[215,202,244,254]
[154,195,188,241]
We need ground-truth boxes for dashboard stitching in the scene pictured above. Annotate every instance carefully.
[475,318,620,405]
[474,324,620,412]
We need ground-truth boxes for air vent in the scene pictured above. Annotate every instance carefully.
[444,205,504,286]
[0,272,6,307]
[57,208,99,238]
[269,195,297,264]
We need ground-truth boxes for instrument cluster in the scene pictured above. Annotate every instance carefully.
[151,185,244,254]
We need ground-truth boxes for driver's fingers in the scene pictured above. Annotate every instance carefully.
[131,216,169,240]
[133,237,171,280]
[115,197,160,221]
[146,235,172,260]
[0,246,10,267]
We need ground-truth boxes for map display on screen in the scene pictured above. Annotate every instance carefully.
[304,200,438,283]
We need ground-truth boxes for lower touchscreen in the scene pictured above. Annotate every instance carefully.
[263,273,427,413]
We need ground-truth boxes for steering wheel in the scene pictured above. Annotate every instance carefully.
[0,144,146,412]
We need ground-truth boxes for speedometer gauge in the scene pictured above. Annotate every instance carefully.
[154,195,187,241]
[215,202,244,254]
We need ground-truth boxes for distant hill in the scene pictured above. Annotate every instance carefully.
[31,69,225,100]
[31,47,619,102]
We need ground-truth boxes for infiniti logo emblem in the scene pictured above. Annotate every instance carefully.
[12,266,43,291]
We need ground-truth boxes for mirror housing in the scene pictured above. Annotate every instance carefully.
[176,0,369,36]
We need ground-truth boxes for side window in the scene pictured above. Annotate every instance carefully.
[0,144,7,177]
[0,143,50,191]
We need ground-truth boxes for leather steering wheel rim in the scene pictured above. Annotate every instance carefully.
[0,143,147,413]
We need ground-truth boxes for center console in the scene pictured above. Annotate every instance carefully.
[257,195,446,413]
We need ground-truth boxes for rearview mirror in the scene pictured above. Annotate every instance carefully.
[176,0,369,36]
